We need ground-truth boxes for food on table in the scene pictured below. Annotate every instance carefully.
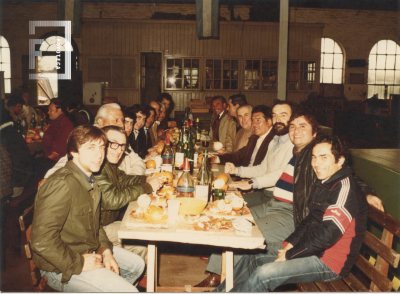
[157,141,165,147]
[212,179,227,191]
[156,144,164,155]
[144,205,168,221]
[159,186,176,200]
[213,141,223,151]
[146,159,157,169]
[137,194,151,208]
[165,132,173,139]
[184,214,233,232]
[33,133,41,140]
[155,171,173,184]
[231,197,244,211]
[197,153,204,164]
[215,173,229,184]
[25,137,32,144]
[177,197,207,215]
[205,197,250,217]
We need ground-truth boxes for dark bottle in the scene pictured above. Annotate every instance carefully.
[195,117,201,142]
[30,113,36,129]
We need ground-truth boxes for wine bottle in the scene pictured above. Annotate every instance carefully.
[161,136,173,165]
[30,113,36,129]
[176,157,195,198]
[195,117,201,142]
[175,130,184,169]
[195,150,210,202]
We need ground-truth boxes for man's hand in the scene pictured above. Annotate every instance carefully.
[366,195,384,211]
[229,181,252,191]
[157,129,166,137]
[82,253,104,272]
[42,123,49,132]
[274,250,287,262]
[38,178,47,189]
[209,156,219,163]
[225,163,238,175]
[147,175,162,191]
[102,249,120,275]
[47,151,59,160]
[168,121,177,128]
[145,151,158,160]
[148,146,158,153]
[215,146,226,155]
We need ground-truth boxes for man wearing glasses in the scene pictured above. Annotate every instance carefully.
[95,125,161,263]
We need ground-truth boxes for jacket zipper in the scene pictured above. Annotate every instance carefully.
[290,247,308,259]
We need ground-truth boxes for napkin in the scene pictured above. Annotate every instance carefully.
[232,216,253,236]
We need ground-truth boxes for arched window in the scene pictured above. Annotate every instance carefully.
[368,40,400,99]
[37,35,76,104]
[320,38,344,84]
[0,36,11,93]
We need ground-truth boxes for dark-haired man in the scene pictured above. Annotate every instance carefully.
[210,105,274,168]
[215,135,369,292]
[156,93,177,130]
[31,125,145,292]
[226,94,247,126]
[210,96,236,153]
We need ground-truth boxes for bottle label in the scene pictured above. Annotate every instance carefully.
[161,155,173,159]
[175,152,184,167]
[197,133,201,140]
[183,135,187,143]
[195,185,209,202]
[177,185,195,192]
[194,153,198,168]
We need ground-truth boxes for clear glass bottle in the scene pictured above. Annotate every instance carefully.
[30,113,36,129]
[20,117,27,137]
[195,150,210,202]
[176,157,195,198]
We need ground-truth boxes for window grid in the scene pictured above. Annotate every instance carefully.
[368,39,400,99]
[0,36,11,93]
[206,59,238,90]
[320,38,344,84]
[300,61,316,91]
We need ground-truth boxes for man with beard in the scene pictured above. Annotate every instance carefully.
[226,101,295,208]
[195,101,295,288]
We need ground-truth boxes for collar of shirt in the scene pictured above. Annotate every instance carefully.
[257,127,271,143]
[218,111,225,119]
[272,133,290,152]
[22,105,29,114]
[73,162,95,185]
[144,127,148,131]
[134,129,139,139]
[155,121,161,125]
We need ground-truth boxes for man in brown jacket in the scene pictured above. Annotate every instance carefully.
[211,105,274,170]
[31,125,145,292]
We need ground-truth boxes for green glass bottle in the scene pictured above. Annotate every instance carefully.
[175,130,184,169]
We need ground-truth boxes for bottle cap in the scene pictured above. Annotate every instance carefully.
[166,136,170,145]
[183,157,190,171]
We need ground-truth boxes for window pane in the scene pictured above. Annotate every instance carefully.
[396,71,400,84]
[232,60,238,70]
[370,44,377,55]
[0,36,9,48]
[214,59,221,70]
[184,59,191,68]
[333,42,342,54]
[5,79,10,94]
[396,56,400,69]
[223,60,230,70]
[386,55,395,69]
[323,54,333,68]
[369,55,377,69]
[387,41,396,54]
[167,59,174,68]
[322,70,332,84]
[332,69,342,84]
[376,70,385,83]
[376,55,386,69]
[377,40,387,53]
[333,54,343,68]
[193,59,199,68]
[385,70,394,84]
[324,38,334,53]
[368,70,375,84]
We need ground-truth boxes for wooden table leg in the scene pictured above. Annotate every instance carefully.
[147,244,156,292]
[221,252,226,283]
[225,251,233,292]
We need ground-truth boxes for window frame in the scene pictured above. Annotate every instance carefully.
[165,57,201,90]
[320,38,344,85]
[0,36,11,94]
[205,58,239,90]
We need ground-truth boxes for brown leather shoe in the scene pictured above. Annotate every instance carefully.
[200,255,210,261]
[194,273,221,287]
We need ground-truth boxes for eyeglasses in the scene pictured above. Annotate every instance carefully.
[108,140,126,151]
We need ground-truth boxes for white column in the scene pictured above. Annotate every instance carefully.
[277,0,289,101]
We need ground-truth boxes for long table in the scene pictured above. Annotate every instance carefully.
[118,165,265,292]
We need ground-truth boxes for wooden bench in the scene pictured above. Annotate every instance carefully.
[297,204,400,292]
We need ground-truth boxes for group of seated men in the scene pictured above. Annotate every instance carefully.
[24,91,385,292]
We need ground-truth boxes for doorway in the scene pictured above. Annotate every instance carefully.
[140,53,162,105]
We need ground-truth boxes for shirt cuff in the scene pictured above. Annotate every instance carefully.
[252,178,260,189]
[215,157,220,163]
[237,167,242,176]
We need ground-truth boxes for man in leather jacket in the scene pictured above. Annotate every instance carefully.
[95,126,162,263]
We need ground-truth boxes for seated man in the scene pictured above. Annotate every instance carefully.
[96,126,162,263]
[215,135,369,292]
[10,87,40,128]
[211,105,274,170]
[149,101,161,143]
[138,105,158,158]
[222,94,248,153]
[156,102,168,138]
[209,96,236,153]
[156,93,177,130]
[42,103,146,185]
[31,125,145,292]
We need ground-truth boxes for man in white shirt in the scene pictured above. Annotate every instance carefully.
[40,103,146,187]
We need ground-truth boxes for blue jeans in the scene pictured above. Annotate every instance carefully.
[242,190,274,208]
[215,243,340,292]
[42,246,145,292]
[206,199,294,275]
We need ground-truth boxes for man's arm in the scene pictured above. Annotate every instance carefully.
[44,154,68,179]
[224,119,237,153]
[31,179,84,281]
[119,147,146,175]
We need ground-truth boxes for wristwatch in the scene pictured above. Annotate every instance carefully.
[248,180,253,187]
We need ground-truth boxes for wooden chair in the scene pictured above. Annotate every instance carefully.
[19,204,52,292]
[297,204,400,292]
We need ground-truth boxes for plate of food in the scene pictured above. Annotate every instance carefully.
[176,214,234,234]
[203,192,252,220]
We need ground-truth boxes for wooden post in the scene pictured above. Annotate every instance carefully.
[277,0,289,101]
[147,244,156,292]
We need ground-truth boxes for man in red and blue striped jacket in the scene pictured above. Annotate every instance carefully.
[215,135,368,292]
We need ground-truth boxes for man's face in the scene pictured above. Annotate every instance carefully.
[145,110,155,127]
[99,108,124,128]
[289,116,316,150]
[22,93,30,106]
[227,99,239,118]
[237,106,252,130]
[135,112,146,130]
[124,117,134,136]
[251,112,272,136]
[150,102,160,120]
[212,98,226,116]
[48,103,63,120]
[72,139,105,176]
[312,142,344,180]
[106,130,126,164]
[161,98,171,111]
[272,104,291,136]
[158,107,167,122]
[11,104,23,115]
